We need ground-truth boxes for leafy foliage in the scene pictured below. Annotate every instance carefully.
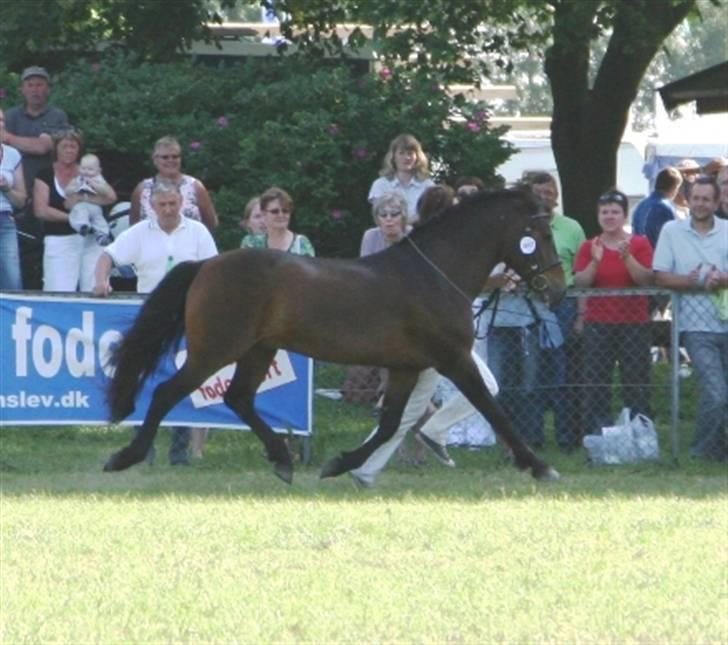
[0,0,239,69]
[0,53,510,256]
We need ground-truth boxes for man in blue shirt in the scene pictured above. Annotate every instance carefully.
[632,166,682,248]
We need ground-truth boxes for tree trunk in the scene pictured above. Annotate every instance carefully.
[546,0,695,236]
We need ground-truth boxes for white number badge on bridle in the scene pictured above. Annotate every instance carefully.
[519,236,537,255]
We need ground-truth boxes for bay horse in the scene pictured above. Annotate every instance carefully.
[104,188,566,483]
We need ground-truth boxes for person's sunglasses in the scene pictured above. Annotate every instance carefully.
[598,191,627,207]
[378,210,402,219]
[156,154,181,161]
[266,208,290,215]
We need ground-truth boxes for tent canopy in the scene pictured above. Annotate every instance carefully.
[658,61,728,115]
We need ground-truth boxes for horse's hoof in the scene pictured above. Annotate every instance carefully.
[103,447,139,472]
[103,451,127,472]
[534,466,560,481]
[273,462,293,485]
[320,455,347,479]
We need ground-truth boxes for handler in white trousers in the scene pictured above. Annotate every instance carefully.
[350,350,499,487]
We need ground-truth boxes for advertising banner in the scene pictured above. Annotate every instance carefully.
[0,293,312,434]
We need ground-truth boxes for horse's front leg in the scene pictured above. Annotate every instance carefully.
[320,368,425,480]
[442,352,559,481]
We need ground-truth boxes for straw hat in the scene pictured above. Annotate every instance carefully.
[676,158,701,174]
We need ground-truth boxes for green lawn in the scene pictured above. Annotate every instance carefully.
[1,370,726,644]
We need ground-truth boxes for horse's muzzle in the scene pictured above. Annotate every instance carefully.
[528,263,566,308]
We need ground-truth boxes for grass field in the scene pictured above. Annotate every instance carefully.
[2,371,727,644]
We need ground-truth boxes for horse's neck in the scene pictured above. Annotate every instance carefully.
[412,213,508,300]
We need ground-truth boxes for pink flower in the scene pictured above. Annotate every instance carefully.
[90,63,101,72]
[466,121,481,133]
[189,141,202,151]
[353,146,368,160]
[331,209,343,220]
[473,109,489,122]
[378,66,392,81]
[216,116,229,127]
[327,124,339,136]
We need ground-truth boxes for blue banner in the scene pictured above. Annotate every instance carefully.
[0,293,312,434]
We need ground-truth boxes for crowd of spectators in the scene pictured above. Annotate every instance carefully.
[1,67,726,467]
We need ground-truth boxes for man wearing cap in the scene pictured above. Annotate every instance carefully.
[3,66,69,289]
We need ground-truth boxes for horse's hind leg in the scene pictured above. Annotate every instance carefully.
[443,352,559,481]
[223,346,293,484]
[104,362,207,471]
[320,368,420,480]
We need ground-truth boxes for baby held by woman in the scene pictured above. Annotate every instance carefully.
[66,153,114,245]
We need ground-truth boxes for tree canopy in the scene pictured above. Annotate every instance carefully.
[0,0,238,69]
[2,0,724,234]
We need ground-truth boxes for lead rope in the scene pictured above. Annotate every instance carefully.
[405,236,473,306]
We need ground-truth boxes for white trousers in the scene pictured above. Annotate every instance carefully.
[350,351,498,485]
[43,234,103,292]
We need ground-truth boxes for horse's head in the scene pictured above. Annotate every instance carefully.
[503,191,566,307]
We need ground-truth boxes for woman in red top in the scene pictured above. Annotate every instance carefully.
[574,189,654,434]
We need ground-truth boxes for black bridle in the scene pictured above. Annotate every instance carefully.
[405,210,562,304]
[517,212,562,293]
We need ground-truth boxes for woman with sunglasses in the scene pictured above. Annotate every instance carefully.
[240,187,314,256]
[360,191,409,255]
[573,188,654,435]
[129,135,217,231]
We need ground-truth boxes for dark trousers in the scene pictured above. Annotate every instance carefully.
[133,426,191,465]
[17,209,45,291]
[542,298,583,447]
[582,322,652,433]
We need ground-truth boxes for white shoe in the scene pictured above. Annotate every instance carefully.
[349,472,373,490]
[416,433,456,467]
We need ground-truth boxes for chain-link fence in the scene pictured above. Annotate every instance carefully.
[337,287,728,462]
[472,287,727,461]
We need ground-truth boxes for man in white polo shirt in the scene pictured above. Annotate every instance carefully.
[654,176,728,461]
[94,180,218,464]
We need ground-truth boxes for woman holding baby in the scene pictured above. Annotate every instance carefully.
[34,128,116,292]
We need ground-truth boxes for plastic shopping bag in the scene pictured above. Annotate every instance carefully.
[583,408,659,464]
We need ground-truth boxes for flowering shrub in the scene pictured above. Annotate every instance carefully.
[0,54,511,256]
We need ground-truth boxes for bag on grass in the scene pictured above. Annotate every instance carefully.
[583,408,659,464]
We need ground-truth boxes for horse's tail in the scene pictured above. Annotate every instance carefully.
[107,261,205,422]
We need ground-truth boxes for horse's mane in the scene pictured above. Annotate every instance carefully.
[404,187,536,247]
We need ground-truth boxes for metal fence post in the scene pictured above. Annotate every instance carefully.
[670,292,681,462]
